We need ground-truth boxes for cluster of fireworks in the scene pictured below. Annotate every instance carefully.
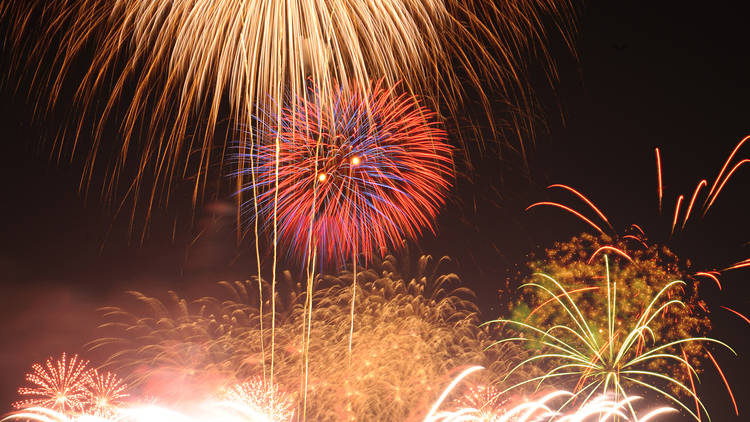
[1,0,749,421]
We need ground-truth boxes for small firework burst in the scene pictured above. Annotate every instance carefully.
[453,383,510,420]
[239,80,453,263]
[85,370,129,417]
[13,353,92,414]
[220,378,295,422]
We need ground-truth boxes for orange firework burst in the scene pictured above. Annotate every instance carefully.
[13,353,92,414]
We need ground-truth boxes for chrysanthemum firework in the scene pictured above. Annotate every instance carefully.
[238,80,453,263]
[13,353,92,414]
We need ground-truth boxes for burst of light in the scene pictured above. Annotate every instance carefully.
[219,378,295,422]
[238,80,453,263]
[85,370,129,417]
[490,255,736,421]
[1,0,574,213]
[424,367,675,422]
[13,353,92,414]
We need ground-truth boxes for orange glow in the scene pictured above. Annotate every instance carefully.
[706,350,738,416]
[318,173,328,182]
[705,135,750,203]
[588,246,634,264]
[721,306,750,325]
[526,202,605,234]
[723,258,750,271]
[693,272,722,290]
[705,159,750,213]
[622,235,649,249]
[656,148,663,214]
[682,179,707,230]
[350,156,361,166]
[547,184,613,230]
[682,348,701,422]
[670,195,684,236]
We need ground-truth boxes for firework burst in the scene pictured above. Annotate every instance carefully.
[85,370,129,417]
[13,353,92,414]
[219,378,295,422]
[0,0,573,216]
[238,80,453,263]
[491,255,735,421]
[526,136,750,285]
[424,366,676,422]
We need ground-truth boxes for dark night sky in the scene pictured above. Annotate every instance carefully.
[1,2,749,420]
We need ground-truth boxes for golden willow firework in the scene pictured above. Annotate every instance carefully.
[88,254,531,421]
[491,255,736,421]
[0,0,574,219]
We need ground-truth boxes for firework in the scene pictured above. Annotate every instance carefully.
[90,254,523,421]
[1,0,573,214]
[238,80,453,263]
[512,233,712,397]
[219,378,295,422]
[424,367,676,422]
[85,370,129,417]
[526,136,750,284]
[13,353,92,414]
[491,255,735,421]
[521,137,750,417]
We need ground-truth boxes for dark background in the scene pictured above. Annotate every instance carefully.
[1,2,749,420]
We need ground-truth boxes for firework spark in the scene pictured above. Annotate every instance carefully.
[13,353,92,414]
[1,0,573,215]
[238,80,453,263]
[491,255,735,421]
[219,378,295,422]
[424,366,676,422]
[85,370,129,417]
[527,136,750,276]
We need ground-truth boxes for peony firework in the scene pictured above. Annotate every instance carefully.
[238,80,453,263]
[13,353,92,414]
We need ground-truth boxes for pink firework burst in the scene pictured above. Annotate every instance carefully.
[85,370,129,417]
[238,80,453,263]
[13,353,91,414]
[454,384,511,420]
[221,378,295,422]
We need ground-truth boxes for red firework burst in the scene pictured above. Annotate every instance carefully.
[239,80,453,262]
[13,353,91,414]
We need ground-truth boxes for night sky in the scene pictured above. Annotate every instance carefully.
[1,2,749,420]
